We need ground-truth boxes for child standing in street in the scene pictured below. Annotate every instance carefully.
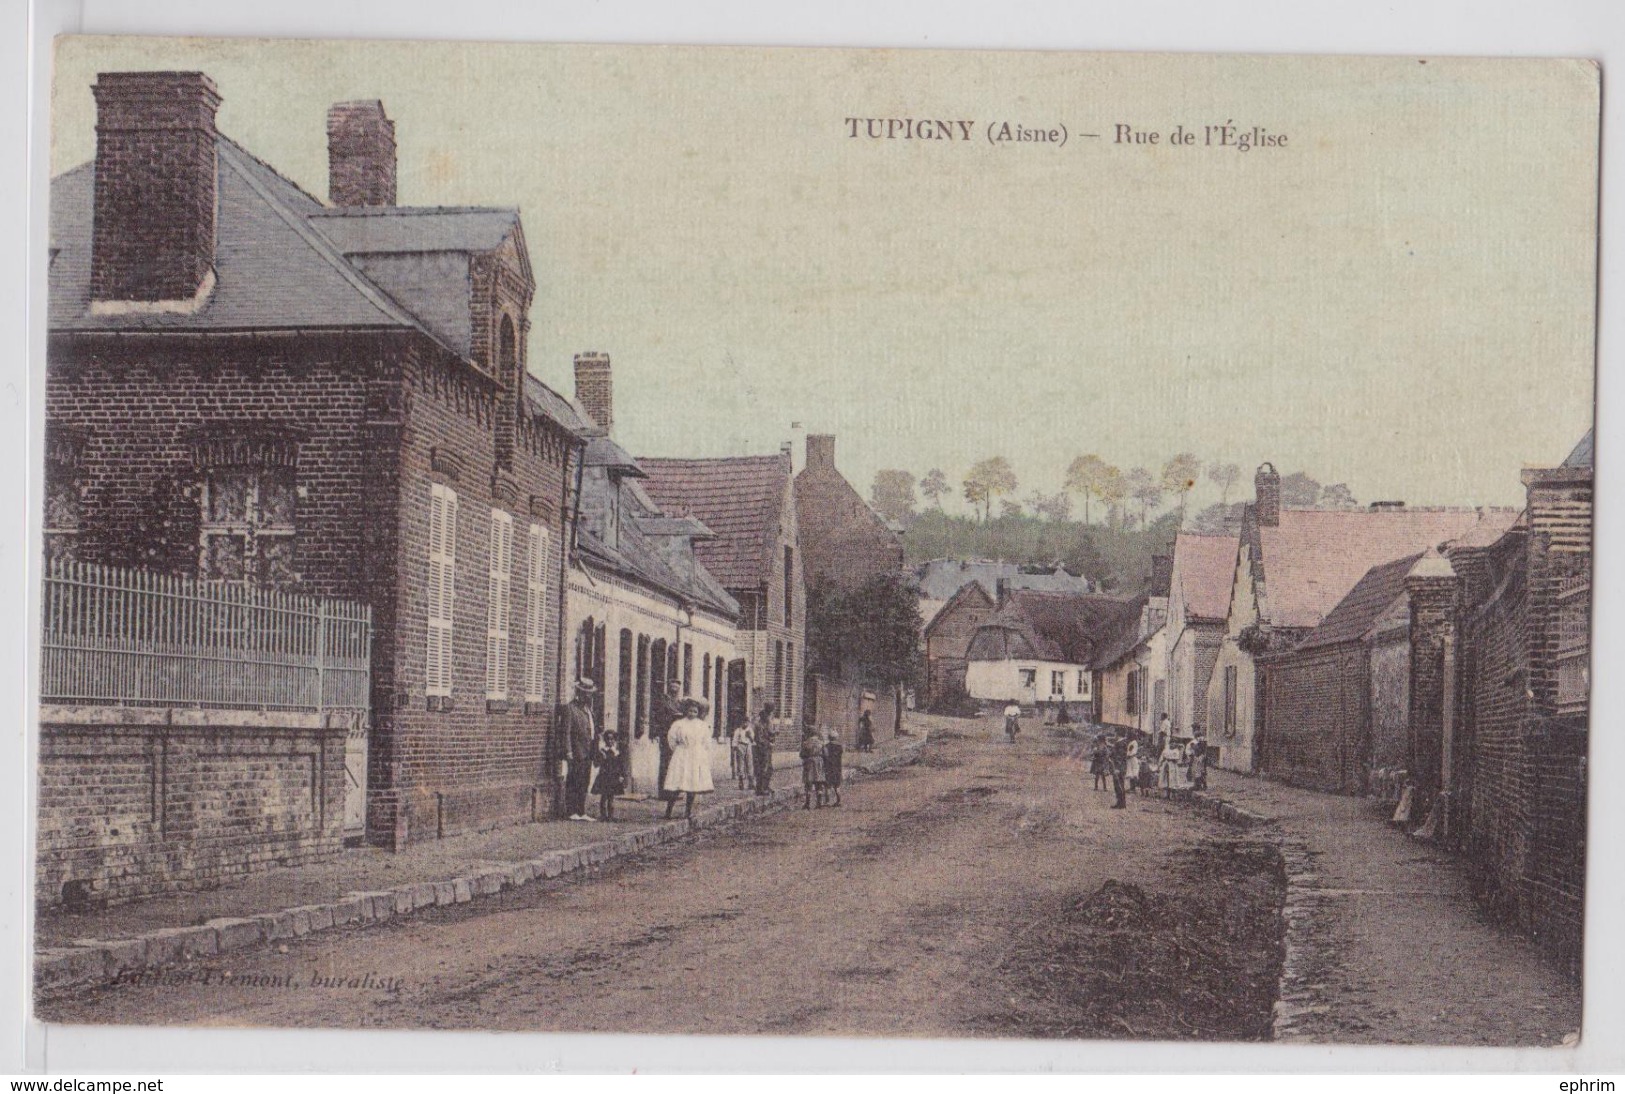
[823,727,844,808]
[799,725,827,810]
[589,728,626,821]
[731,721,755,790]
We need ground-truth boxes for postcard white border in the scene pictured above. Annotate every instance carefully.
[5,0,1623,1076]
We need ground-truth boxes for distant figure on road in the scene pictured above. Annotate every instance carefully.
[1137,739,1158,797]
[856,710,876,753]
[663,699,714,820]
[558,680,597,822]
[752,703,777,796]
[800,724,827,810]
[1109,733,1129,809]
[823,727,844,808]
[590,722,626,821]
[1160,736,1187,799]
[1090,735,1109,791]
[730,720,755,790]
[1004,702,1022,742]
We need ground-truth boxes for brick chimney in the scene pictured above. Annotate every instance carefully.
[327,101,397,207]
[1150,554,1174,595]
[1254,462,1281,528]
[90,71,222,307]
[806,434,836,473]
[573,352,613,434]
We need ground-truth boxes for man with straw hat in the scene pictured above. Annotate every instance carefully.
[559,679,598,821]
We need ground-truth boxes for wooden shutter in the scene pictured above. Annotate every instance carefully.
[525,523,549,702]
[426,483,458,696]
[486,510,514,699]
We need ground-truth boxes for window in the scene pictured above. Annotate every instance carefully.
[523,523,551,703]
[683,642,694,696]
[1019,668,1037,690]
[1555,573,1591,715]
[199,466,297,586]
[1126,670,1140,716]
[617,630,634,737]
[785,642,795,715]
[784,546,794,625]
[1077,670,1088,696]
[426,483,459,697]
[486,509,514,700]
[43,474,81,563]
[774,640,785,708]
[702,653,711,699]
[1051,670,1066,696]
[1223,665,1238,737]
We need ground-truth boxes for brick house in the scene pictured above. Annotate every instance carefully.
[922,580,997,708]
[562,353,740,792]
[1415,434,1592,973]
[793,434,905,592]
[1204,462,1517,772]
[1254,552,1418,793]
[639,451,806,731]
[45,72,586,854]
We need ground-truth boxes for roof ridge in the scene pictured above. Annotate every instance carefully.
[217,141,427,335]
[308,205,520,217]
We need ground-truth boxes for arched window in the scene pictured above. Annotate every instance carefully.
[498,314,518,384]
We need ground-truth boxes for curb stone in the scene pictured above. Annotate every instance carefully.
[1178,788,1317,1042]
[35,731,929,999]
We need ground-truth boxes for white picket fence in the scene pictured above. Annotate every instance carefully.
[41,558,372,712]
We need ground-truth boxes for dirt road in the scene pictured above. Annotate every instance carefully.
[41,718,1282,1040]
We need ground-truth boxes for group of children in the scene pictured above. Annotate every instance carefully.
[1088,728,1210,801]
[798,725,845,810]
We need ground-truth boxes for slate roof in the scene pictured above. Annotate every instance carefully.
[576,510,738,621]
[1089,598,1159,671]
[1173,532,1239,624]
[1258,507,1519,630]
[636,455,791,590]
[50,136,584,440]
[965,590,1141,666]
[1562,429,1594,469]
[915,559,1090,601]
[1293,552,1421,652]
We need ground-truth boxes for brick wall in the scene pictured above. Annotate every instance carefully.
[1259,644,1369,793]
[794,453,904,594]
[924,585,994,706]
[37,707,347,905]
[1451,465,1589,976]
[375,345,573,844]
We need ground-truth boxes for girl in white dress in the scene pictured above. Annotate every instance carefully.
[663,700,715,819]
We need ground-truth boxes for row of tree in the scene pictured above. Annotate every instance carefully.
[872,457,1360,532]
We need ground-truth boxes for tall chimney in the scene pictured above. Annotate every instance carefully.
[1255,462,1281,528]
[806,434,836,472]
[327,101,397,207]
[1150,554,1174,595]
[573,352,613,434]
[90,72,222,306]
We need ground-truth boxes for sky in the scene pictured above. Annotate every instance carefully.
[51,38,1599,513]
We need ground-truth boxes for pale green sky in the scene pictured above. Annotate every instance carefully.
[52,38,1598,513]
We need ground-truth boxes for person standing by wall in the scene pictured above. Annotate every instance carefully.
[651,680,684,808]
[856,710,876,754]
[730,719,755,790]
[752,703,777,796]
[590,720,626,821]
[558,681,598,822]
[1109,732,1130,810]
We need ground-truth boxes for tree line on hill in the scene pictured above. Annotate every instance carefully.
[871,455,1361,594]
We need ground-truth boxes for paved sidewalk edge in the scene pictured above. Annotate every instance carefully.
[36,733,930,998]
[1182,787,1320,1044]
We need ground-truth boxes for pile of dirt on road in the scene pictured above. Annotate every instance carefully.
[974,838,1285,1042]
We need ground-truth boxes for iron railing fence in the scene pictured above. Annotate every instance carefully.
[41,558,372,713]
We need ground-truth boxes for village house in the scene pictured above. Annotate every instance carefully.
[562,353,740,792]
[1163,532,1238,737]
[919,561,1091,707]
[1091,565,1169,735]
[964,590,1139,713]
[639,450,807,731]
[1254,552,1418,793]
[1204,462,1518,773]
[41,73,585,902]
[792,434,909,731]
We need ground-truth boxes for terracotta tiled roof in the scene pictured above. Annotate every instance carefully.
[965,590,1141,666]
[1259,507,1519,630]
[1293,552,1420,651]
[1173,532,1238,623]
[636,455,790,590]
